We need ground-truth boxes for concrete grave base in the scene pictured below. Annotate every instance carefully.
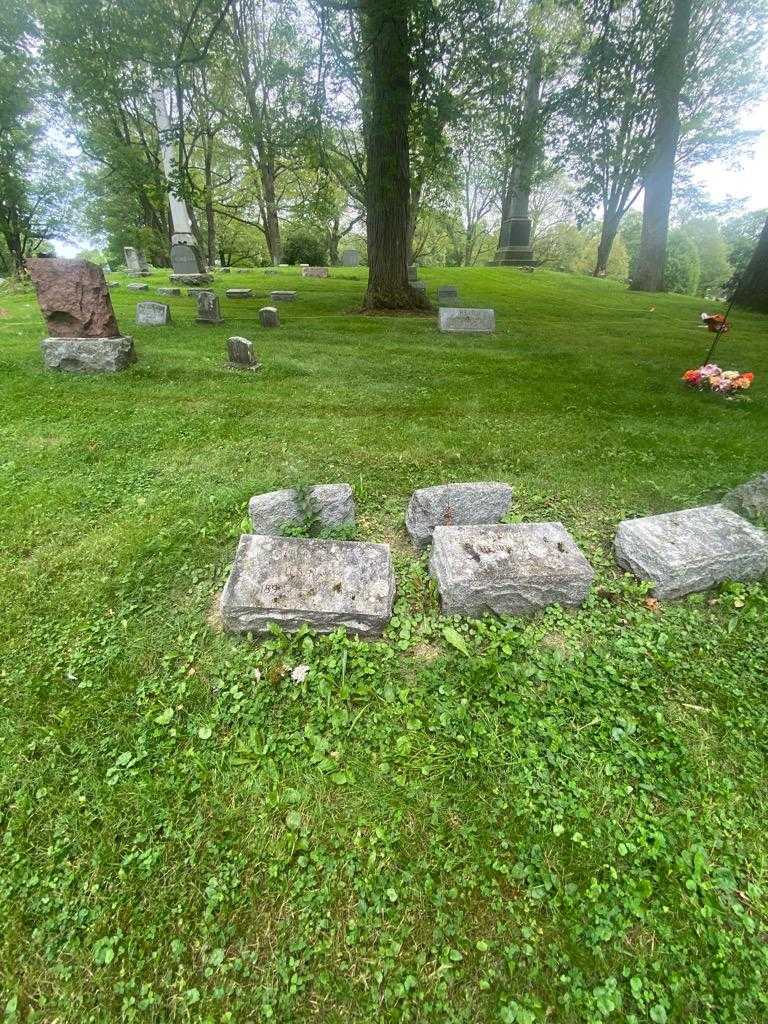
[41,336,136,373]
[169,273,213,286]
[221,534,395,636]
[430,523,594,618]
[614,505,768,599]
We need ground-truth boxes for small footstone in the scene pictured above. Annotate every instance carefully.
[438,286,458,301]
[301,266,329,278]
[136,301,171,326]
[270,290,296,301]
[127,283,149,292]
[227,335,260,370]
[195,290,223,324]
[249,483,355,535]
[614,505,768,599]
[438,307,495,333]
[406,482,513,551]
[41,336,136,374]
[430,523,594,618]
[157,287,180,296]
[259,306,279,328]
[226,288,253,298]
[221,534,395,636]
[722,473,768,522]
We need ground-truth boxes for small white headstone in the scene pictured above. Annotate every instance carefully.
[136,301,170,325]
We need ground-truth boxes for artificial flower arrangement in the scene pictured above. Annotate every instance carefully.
[682,364,753,394]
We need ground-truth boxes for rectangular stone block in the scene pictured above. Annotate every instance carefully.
[438,286,458,301]
[301,266,329,278]
[127,283,149,292]
[221,534,395,636]
[226,288,253,298]
[270,291,296,301]
[41,336,136,373]
[170,273,213,286]
[157,287,181,296]
[406,482,513,551]
[614,505,768,599]
[249,484,355,535]
[438,307,495,333]
[430,523,594,618]
[136,301,170,325]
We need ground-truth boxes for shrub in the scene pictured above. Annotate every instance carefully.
[283,225,328,266]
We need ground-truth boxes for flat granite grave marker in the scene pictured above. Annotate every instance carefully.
[270,290,296,301]
[430,522,595,618]
[195,290,223,324]
[124,247,149,275]
[406,482,514,551]
[226,288,253,299]
[438,307,495,333]
[259,306,279,327]
[136,301,171,326]
[614,505,768,599]
[341,250,360,267]
[301,266,329,278]
[127,283,149,292]
[221,534,395,636]
[438,286,459,301]
[249,484,355,535]
[227,336,260,370]
[157,287,181,296]
[26,257,136,373]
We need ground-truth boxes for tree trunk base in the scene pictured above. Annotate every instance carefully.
[361,284,431,312]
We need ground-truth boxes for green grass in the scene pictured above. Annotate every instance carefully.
[1,266,767,1023]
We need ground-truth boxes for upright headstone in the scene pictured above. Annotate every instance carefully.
[341,250,360,267]
[26,257,136,373]
[136,301,171,326]
[124,247,150,276]
[169,241,212,285]
[195,290,223,324]
[489,217,537,268]
[259,306,279,327]
[227,336,260,370]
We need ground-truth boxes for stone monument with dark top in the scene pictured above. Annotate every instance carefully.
[489,217,537,268]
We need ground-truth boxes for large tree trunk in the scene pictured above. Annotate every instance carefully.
[260,158,282,265]
[630,0,692,292]
[360,0,426,310]
[497,45,543,233]
[735,215,768,312]
[594,209,620,276]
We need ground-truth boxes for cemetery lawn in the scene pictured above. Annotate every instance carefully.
[2,265,768,1024]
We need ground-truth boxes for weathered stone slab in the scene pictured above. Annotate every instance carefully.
[170,241,206,276]
[195,290,223,324]
[259,306,279,327]
[41,336,136,373]
[26,258,121,338]
[438,307,495,333]
[226,288,253,298]
[301,266,329,278]
[221,534,395,636]
[249,484,355,535]
[614,505,768,599]
[157,287,180,296]
[227,336,260,370]
[406,482,513,551]
[124,247,149,275]
[438,286,459,301]
[722,473,768,522]
[136,301,171,326]
[430,523,594,618]
[169,272,213,286]
[127,283,149,292]
[341,250,359,267]
[270,290,296,301]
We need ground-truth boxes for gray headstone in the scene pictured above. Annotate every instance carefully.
[406,482,514,551]
[195,290,223,324]
[225,288,253,298]
[438,286,458,301]
[41,336,136,374]
[408,264,418,282]
[157,287,181,296]
[136,301,171,326]
[341,250,360,267]
[430,523,594,618]
[270,290,296,301]
[614,505,768,599]
[170,242,205,276]
[221,534,395,636]
[438,307,495,333]
[301,266,329,278]
[126,283,149,292]
[259,306,279,328]
[722,473,768,522]
[227,335,260,370]
[249,484,355,535]
[124,247,149,275]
